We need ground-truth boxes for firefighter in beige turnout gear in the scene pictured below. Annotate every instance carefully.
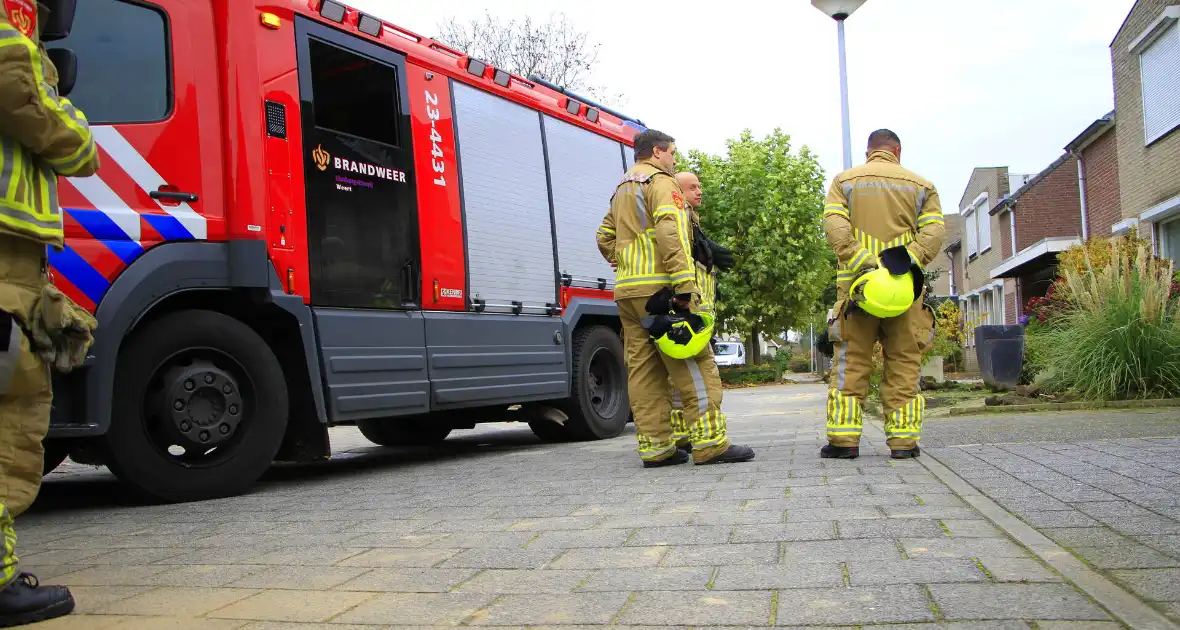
[596,129,753,467]
[821,130,944,460]
[0,1,101,625]
[668,171,732,451]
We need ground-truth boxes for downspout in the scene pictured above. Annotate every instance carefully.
[1009,206,1017,257]
[946,251,956,295]
[1074,150,1090,241]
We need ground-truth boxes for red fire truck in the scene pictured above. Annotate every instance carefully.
[39,0,644,502]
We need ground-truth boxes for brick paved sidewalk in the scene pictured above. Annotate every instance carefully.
[13,385,1171,628]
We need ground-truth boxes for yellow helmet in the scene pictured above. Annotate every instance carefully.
[849,245,924,319]
[647,311,716,360]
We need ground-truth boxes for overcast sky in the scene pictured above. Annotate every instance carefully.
[347,0,1135,213]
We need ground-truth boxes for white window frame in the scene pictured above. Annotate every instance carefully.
[1129,6,1180,145]
[975,193,992,254]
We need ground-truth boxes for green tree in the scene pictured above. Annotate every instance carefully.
[682,129,831,364]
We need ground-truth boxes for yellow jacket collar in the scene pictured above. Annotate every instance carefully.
[640,158,673,175]
[867,150,899,165]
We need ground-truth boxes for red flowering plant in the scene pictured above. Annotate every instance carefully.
[1023,280,1069,326]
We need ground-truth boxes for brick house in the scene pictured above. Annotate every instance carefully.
[1105,1,1180,258]
[927,212,961,298]
[1067,111,1122,239]
[987,152,1085,323]
[954,167,1015,350]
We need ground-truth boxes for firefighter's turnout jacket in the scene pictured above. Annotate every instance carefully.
[598,159,730,464]
[0,2,99,249]
[597,159,699,301]
[821,150,945,451]
[0,1,100,590]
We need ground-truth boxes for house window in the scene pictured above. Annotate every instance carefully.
[1159,218,1180,265]
[964,208,978,258]
[1138,10,1180,144]
[976,196,992,253]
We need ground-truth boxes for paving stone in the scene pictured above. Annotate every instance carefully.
[620,590,773,626]
[662,543,779,566]
[625,525,731,546]
[597,514,695,529]
[468,592,630,625]
[867,622,1030,630]
[524,529,631,549]
[143,564,266,588]
[1135,534,1180,558]
[928,583,1109,621]
[66,585,159,615]
[743,497,833,511]
[829,494,919,508]
[691,510,785,525]
[94,587,259,617]
[548,546,667,569]
[773,585,935,625]
[838,518,947,539]
[882,506,981,520]
[712,562,844,590]
[576,567,713,591]
[1109,568,1180,601]
[208,589,374,623]
[437,547,561,569]
[422,531,536,549]
[900,537,1028,559]
[337,548,459,568]
[785,507,881,522]
[330,568,476,592]
[941,520,1003,538]
[1042,527,1134,549]
[1015,510,1102,528]
[333,592,495,625]
[977,556,1065,582]
[452,569,590,594]
[782,539,905,563]
[730,522,835,543]
[846,558,987,585]
[1070,544,1180,569]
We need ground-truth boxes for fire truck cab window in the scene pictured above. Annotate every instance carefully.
[309,39,400,147]
[45,0,171,124]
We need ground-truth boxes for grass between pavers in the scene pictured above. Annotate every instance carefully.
[946,397,1180,416]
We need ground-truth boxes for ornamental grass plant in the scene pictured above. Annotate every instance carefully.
[1035,242,1180,400]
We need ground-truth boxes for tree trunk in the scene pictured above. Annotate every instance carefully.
[749,325,761,365]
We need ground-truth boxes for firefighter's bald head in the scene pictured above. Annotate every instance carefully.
[676,172,702,209]
[867,129,902,161]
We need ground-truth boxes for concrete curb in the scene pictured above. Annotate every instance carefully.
[947,398,1180,416]
[917,446,1179,629]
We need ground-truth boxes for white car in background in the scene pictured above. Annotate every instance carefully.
[713,341,746,367]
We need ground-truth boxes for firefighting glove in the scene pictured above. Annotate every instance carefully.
[29,284,98,373]
[691,225,714,272]
[645,286,674,316]
[707,236,735,272]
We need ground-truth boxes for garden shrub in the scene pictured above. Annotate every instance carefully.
[788,355,811,373]
[1035,242,1180,400]
[719,366,779,386]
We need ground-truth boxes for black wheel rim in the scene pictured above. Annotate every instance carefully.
[139,347,256,469]
[586,346,622,419]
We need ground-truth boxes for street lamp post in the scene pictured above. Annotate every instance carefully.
[811,0,867,170]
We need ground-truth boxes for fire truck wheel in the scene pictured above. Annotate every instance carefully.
[105,310,289,503]
[356,418,451,446]
[561,325,629,441]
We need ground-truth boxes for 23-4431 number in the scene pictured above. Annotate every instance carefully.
[424,90,446,187]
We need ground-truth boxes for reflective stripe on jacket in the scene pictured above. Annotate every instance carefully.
[598,159,699,301]
[0,10,100,248]
[821,150,945,299]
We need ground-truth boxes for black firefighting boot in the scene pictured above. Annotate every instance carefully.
[820,444,860,459]
[694,443,755,465]
[0,573,75,627]
[643,448,690,468]
[891,445,921,460]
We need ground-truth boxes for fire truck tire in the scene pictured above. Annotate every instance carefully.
[560,325,629,441]
[357,418,451,446]
[105,310,289,503]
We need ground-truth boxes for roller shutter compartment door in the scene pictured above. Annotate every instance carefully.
[452,82,556,313]
[544,115,621,290]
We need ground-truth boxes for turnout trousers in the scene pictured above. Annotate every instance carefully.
[0,235,53,588]
[826,298,935,450]
[617,297,729,463]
